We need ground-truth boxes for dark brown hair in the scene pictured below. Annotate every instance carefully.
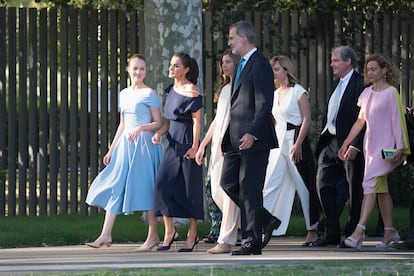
[214,49,240,103]
[173,52,199,85]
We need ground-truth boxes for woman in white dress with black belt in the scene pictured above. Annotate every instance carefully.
[196,50,241,254]
[263,55,320,246]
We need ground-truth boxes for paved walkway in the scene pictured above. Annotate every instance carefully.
[0,238,413,275]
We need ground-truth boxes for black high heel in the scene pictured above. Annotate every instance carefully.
[178,237,199,252]
[156,231,179,251]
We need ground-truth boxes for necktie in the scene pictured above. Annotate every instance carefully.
[233,58,245,90]
[332,80,344,125]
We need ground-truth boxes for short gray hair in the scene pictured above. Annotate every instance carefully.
[332,46,358,68]
[230,21,256,44]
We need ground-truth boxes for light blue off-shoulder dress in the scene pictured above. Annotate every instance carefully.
[86,88,162,214]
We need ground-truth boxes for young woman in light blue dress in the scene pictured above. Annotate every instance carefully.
[85,54,163,251]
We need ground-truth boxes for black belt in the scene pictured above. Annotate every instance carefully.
[286,122,300,130]
[286,122,303,143]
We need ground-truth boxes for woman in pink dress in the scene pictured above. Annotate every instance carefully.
[338,54,410,249]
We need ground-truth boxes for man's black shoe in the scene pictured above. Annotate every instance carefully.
[231,241,262,255]
[390,240,414,250]
[262,216,281,248]
[310,238,340,247]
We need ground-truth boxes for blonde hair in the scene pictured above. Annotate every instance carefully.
[269,55,298,88]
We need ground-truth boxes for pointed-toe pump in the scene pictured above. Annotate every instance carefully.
[157,232,179,251]
[178,237,199,252]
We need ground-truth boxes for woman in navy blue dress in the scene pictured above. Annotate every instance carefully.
[152,52,203,252]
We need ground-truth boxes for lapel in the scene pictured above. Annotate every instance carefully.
[337,71,356,114]
[231,51,257,102]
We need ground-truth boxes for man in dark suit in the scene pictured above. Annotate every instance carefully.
[312,46,365,247]
[220,21,280,256]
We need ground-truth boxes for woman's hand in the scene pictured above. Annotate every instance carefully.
[338,145,357,161]
[128,126,142,143]
[195,146,205,166]
[338,144,348,161]
[103,152,112,166]
[290,143,303,163]
[152,132,160,144]
[390,149,404,166]
[184,146,198,160]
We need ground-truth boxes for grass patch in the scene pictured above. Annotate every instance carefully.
[0,207,410,248]
[0,212,211,248]
[39,260,414,275]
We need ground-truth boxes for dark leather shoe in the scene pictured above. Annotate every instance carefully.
[390,240,414,250]
[337,240,347,248]
[231,241,262,255]
[202,236,216,244]
[310,238,340,247]
[262,216,281,248]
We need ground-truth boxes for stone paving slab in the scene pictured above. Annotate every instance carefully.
[0,238,413,275]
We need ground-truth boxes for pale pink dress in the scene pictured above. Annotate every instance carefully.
[358,85,404,194]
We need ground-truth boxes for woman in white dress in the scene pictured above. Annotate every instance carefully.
[263,55,320,246]
[196,50,241,254]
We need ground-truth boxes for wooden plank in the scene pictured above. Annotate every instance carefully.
[138,10,145,55]
[203,11,214,135]
[18,8,28,216]
[69,7,79,214]
[89,9,99,202]
[49,7,58,215]
[59,8,69,215]
[119,10,128,90]
[99,9,109,165]
[129,12,138,55]
[80,8,89,215]
[109,10,119,142]
[39,8,48,215]
[7,7,17,216]
[28,8,38,216]
[0,7,6,216]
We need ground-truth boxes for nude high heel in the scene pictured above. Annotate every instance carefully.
[376,227,400,249]
[135,238,160,252]
[85,240,112,248]
[344,224,365,250]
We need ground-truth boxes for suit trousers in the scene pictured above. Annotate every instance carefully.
[220,150,270,247]
[316,134,363,240]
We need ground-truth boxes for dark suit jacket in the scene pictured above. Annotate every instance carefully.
[221,50,278,153]
[315,70,365,157]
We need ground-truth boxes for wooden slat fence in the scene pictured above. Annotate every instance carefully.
[0,8,413,216]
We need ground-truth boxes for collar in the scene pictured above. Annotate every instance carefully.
[241,47,257,64]
[340,69,354,84]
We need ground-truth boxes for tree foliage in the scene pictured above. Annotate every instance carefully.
[2,0,144,10]
[204,0,414,14]
[2,0,413,14]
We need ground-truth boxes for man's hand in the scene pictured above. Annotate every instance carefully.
[239,133,256,150]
